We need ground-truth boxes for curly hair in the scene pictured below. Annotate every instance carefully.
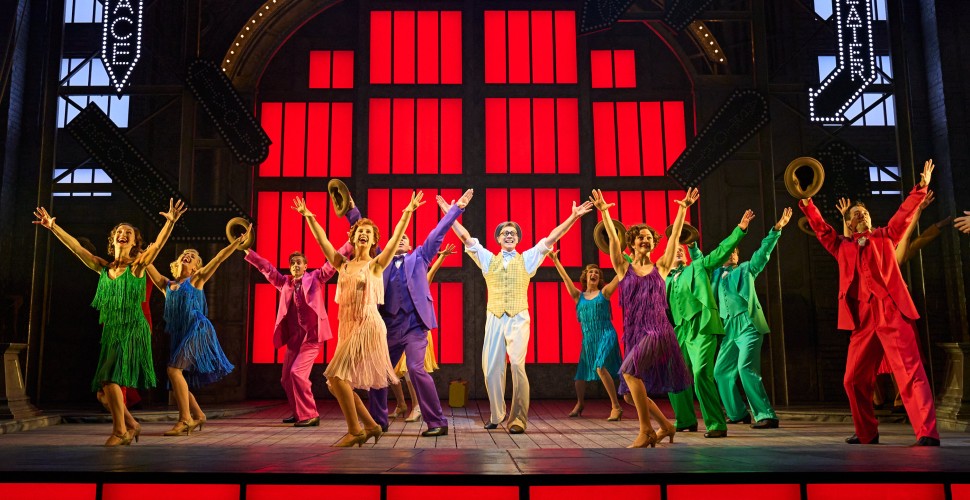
[347,218,380,258]
[170,249,202,277]
[624,223,660,253]
[106,223,144,258]
[579,264,605,290]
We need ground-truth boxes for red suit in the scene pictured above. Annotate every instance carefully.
[800,185,939,443]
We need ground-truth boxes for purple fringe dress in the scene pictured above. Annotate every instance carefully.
[617,267,692,395]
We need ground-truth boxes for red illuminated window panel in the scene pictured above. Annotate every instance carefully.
[953,485,970,500]
[370,11,462,85]
[532,486,660,500]
[102,484,240,500]
[389,486,517,500]
[590,50,636,88]
[807,484,944,500]
[309,50,354,88]
[484,10,577,84]
[248,485,380,500]
[258,102,353,178]
[485,98,579,174]
[593,101,686,176]
[669,485,800,500]
[368,98,462,174]
[4,484,97,500]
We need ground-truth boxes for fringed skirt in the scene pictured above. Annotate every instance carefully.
[91,317,156,392]
[168,312,234,389]
[324,310,398,390]
[575,321,622,382]
[617,323,692,396]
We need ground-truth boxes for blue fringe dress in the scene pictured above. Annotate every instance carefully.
[574,292,622,381]
[617,267,692,395]
[90,268,156,391]
[163,278,234,388]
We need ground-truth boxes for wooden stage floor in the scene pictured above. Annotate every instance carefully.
[0,399,968,483]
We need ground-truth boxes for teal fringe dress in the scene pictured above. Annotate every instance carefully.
[90,268,156,391]
[574,292,622,381]
[163,278,234,388]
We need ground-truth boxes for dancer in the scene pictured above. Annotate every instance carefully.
[711,208,792,429]
[243,199,365,427]
[549,250,623,421]
[144,224,251,436]
[365,189,472,438]
[33,199,185,446]
[444,196,593,434]
[666,210,752,438]
[297,192,423,447]
[393,243,457,424]
[799,159,940,446]
[591,188,694,448]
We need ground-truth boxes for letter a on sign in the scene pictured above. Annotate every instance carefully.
[102,0,143,92]
[808,0,876,122]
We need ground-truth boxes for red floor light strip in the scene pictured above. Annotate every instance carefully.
[668,484,800,500]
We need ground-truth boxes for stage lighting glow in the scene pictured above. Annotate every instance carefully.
[808,0,876,123]
[101,0,143,93]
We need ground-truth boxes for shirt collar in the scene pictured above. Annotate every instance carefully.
[501,250,518,258]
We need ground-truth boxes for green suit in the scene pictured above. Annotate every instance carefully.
[711,228,781,422]
[666,226,746,432]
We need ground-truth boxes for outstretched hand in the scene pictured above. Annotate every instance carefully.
[919,159,935,187]
[589,189,615,212]
[406,191,426,212]
[438,243,457,257]
[572,200,594,218]
[676,187,700,208]
[291,196,314,217]
[836,197,852,216]
[234,223,253,245]
[738,209,756,230]
[955,211,970,234]
[161,199,187,223]
[549,249,560,261]
[775,207,793,230]
[33,207,55,229]
[456,189,474,209]
[919,190,936,210]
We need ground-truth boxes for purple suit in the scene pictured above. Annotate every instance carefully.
[245,207,360,421]
[367,205,463,430]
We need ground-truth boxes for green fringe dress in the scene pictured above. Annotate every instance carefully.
[89,267,156,391]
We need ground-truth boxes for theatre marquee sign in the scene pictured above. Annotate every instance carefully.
[808,0,876,123]
[102,0,143,92]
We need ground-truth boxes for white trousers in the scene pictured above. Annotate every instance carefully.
[482,312,530,428]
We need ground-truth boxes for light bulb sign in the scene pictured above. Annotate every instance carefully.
[809,0,876,122]
[102,0,143,93]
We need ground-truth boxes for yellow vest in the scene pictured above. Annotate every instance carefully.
[484,253,530,317]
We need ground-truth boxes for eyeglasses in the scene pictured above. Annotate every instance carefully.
[499,230,518,237]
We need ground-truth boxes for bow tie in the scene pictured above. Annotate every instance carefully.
[394,255,405,260]
[501,250,517,258]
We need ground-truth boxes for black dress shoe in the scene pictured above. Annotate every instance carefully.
[421,426,449,437]
[676,424,698,432]
[382,424,389,433]
[845,433,878,444]
[508,424,525,434]
[911,436,941,447]
[484,423,499,430]
[282,416,297,424]
[727,415,752,424]
[294,416,320,427]
[704,429,727,438]
[751,418,779,429]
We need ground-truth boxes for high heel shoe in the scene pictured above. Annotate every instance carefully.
[656,423,676,443]
[189,419,204,433]
[568,404,584,418]
[163,419,198,436]
[607,407,623,421]
[130,424,141,443]
[364,425,384,444]
[105,431,133,447]
[333,431,367,448]
[389,406,408,419]
[405,408,423,423]
[627,431,658,448]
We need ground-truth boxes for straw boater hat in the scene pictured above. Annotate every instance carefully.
[664,222,700,246]
[593,219,627,254]
[784,156,825,199]
[327,179,352,217]
[225,217,255,250]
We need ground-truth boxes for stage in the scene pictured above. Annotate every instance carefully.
[2,400,969,499]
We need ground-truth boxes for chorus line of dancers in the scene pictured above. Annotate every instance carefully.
[34,159,953,447]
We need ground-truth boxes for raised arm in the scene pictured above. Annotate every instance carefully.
[191,223,252,288]
[293,196,343,268]
[836,197,853,237]
[243,248,288,290]
[437,194,474,245]
[417,189,472,264]
[601,274,621,300]
[544,200,594,245]
[375,191,424,271]
[549,250,580,302]
[656,188,699,271]
[33,207,108,273]
[886,159,933,243]
[144,263,168,293]
[591,189,629,279]
[749,208,790,277]
[698,210,751,272]
[133,199,187,275]
[427,243,456,283]
[895,190,932,264]
[799,197,840,258]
